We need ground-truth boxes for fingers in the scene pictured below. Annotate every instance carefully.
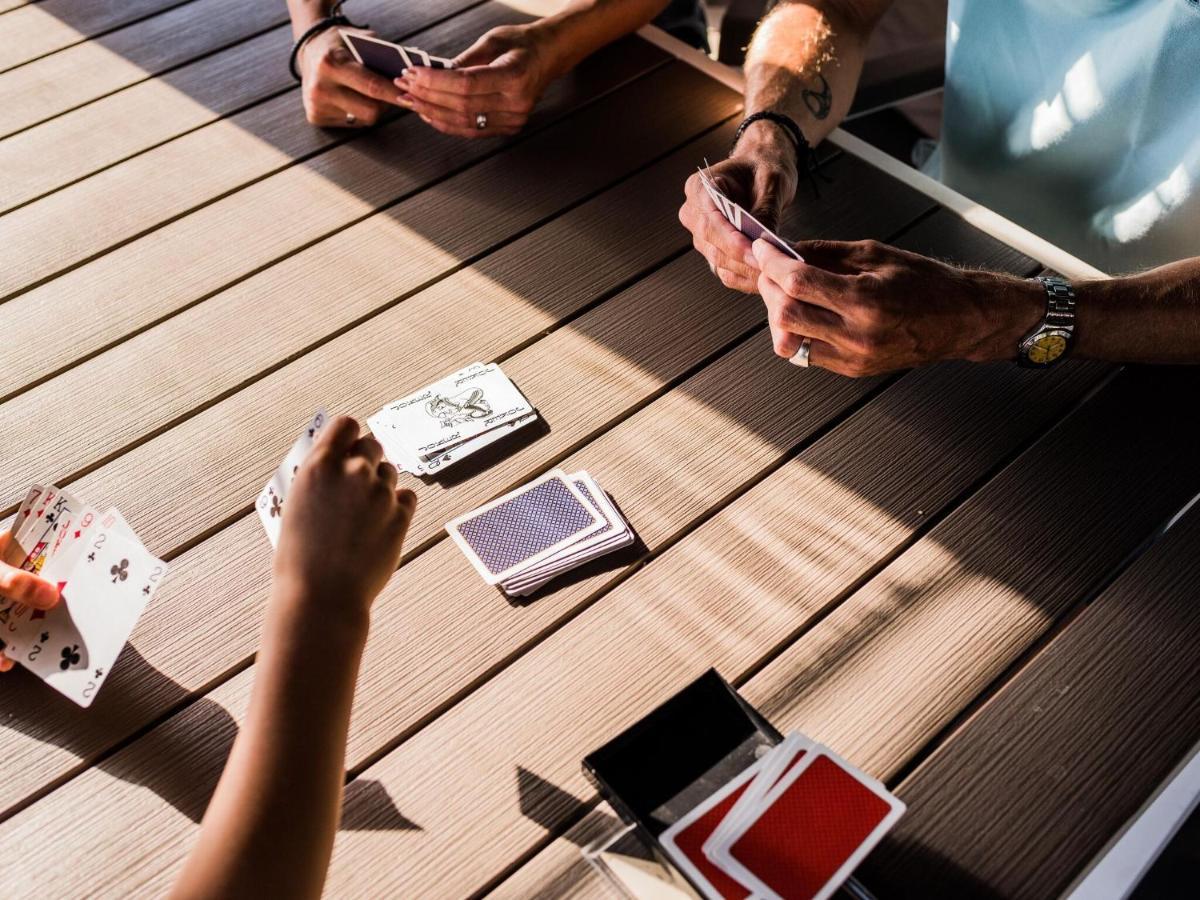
[406,63,513,96]
[318,416,360,456]
[758,274,843,350]
[407,98,524,137]
[336,61,403,106]
[351,435,384,467]
[378,460,398,490]
[452,31,506,68]
[0,563,60,610]
[0,654,13,673]
[398,78,521,116]
[752,240,850,313]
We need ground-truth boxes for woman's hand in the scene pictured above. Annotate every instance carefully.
[397,24,556,138]
[297,28,403,128]
[0,531,60,672]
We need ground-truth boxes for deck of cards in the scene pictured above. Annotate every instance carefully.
[341,31,455,79]
[698,163,804,261]
[369,362,537,477]
[1,485,168,707]
[447,468,634,597]
[661,733,905,900]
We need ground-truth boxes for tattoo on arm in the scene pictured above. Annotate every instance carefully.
[802,73,832,120]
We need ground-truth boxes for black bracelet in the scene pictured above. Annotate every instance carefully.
[288,1,368,83]
[731,111,829,196]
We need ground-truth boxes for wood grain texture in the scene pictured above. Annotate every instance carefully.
[0,195,1092,891]
[490,807,623,900]
[0,0,191,71]
[0,140,932,823]
[0,1,584,302]
[0,59,717,504]
[736,365,1200,781]
[0,0,285,138]
[0,0,501,214]
[864,471,1200,899]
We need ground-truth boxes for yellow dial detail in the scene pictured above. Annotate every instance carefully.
[1027,333,1067,365]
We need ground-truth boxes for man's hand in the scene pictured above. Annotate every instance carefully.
[753,238,1044,377]
[397,25,556,138]
[679,123,798,292]
[297,28,401,128]
[274,416,416,616]
[0,531,60,672]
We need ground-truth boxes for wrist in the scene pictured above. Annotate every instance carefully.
[269,574,372,647]
[962,273,1045,363]
[732,121,799,180]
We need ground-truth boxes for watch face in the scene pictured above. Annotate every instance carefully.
[1027,332,1068,365]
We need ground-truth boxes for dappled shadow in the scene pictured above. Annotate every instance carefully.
[7,2,1200,895]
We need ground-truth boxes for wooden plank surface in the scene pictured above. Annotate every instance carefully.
[0,215,1102,896]
[0,146,936,886]
[863,464,1200,898]
[0,0,191,71]
[484,363,1200,899]
[0,142,930,820]
[0,58,717,504]
[0,40,668,401]
[0,0,285,138]
[0,0,490,213]
[0,1,577,302]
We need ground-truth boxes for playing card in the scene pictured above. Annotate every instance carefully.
[426,55,455,69]
[446,469,606,585]
[256,409,328,548]
[712,749,906,900]
[340,30,413,79]
[419,411,538,475]
[705,734,813,860]
[7,517,168,707]
[402,46,431,67]
[9,485,44,543]
[373,364,533,461]
[660,762,765,900]
[697,166,804,262]
[502,472,633,594]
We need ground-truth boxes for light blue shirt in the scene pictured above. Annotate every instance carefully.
[928,0,1200,273]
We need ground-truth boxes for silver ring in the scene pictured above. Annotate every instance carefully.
[345,112,357,126]
[790,337,812,368]
[475,112,488,130]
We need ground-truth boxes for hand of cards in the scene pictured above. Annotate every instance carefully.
[661,733,905,900]
[447,468,634,597]
[698,164,804,261]
[369,362,537,477]
[1,485,168,706]
[340,31,455,80]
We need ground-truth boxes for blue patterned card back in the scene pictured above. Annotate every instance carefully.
[456,476,597,576]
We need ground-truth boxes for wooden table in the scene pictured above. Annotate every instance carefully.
[2,2,1198,897]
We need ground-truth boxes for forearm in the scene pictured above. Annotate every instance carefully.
[287,0,336,38]
[1072,259,1200,363]
[172,581,369,900]
[744,1,890,147]
[531,0,670,80]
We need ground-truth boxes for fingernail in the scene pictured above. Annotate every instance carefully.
[396,94,413,108]
[420,115,433,125]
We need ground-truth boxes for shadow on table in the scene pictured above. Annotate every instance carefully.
[0,645,417,831]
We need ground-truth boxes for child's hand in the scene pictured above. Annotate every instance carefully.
[0,531,60,672]
[273,416,416,616]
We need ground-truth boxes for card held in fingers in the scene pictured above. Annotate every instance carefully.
[446,469,605,585]
[340,30,412,79]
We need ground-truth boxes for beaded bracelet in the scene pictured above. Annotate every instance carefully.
[288,0,368,82]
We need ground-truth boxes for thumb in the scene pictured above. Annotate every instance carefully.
[0,563,60,610]
[454,32,505,68]
[749,169,785,231]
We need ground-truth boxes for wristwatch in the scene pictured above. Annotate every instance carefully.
[1018,275,1076,368]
